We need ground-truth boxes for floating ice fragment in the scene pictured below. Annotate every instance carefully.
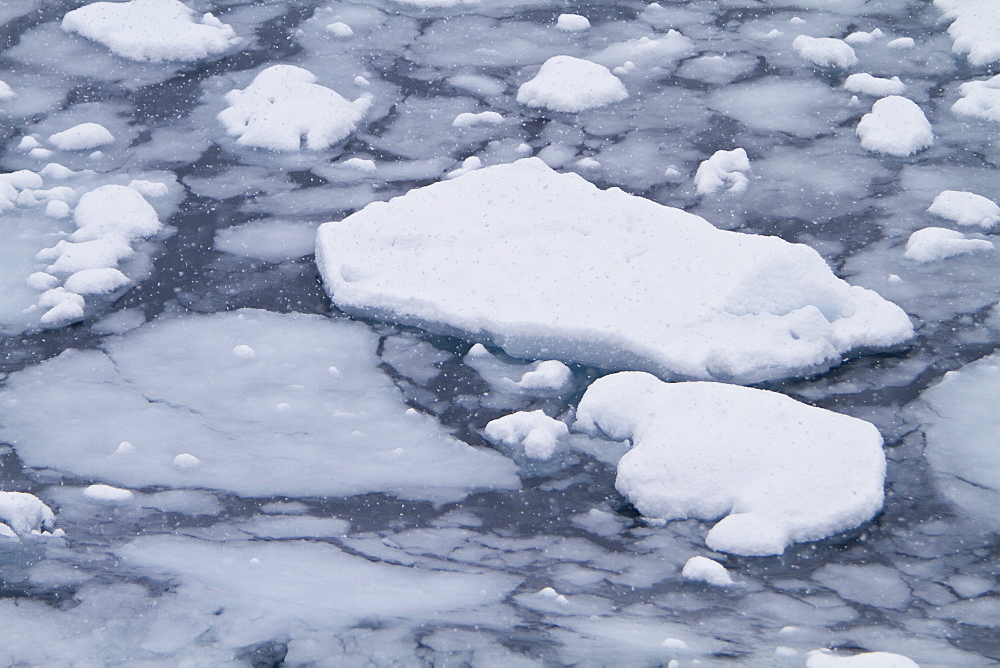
[843,74,905,97]
[556,14,590,31]
[694,148,750,195]
[114,441,134,455]
[48,123,114,151]
[856,96,933,156]
[573,372,887,556]
[72,185,162,242]
[845,28,884,45]
[45,200,71,218]
[173,453,201,470]
[806,649,919,667]
[38,288,85,326]
[927,190,1000,230]
[232,344,256,359]
[660,638,689,650]
[317,158,913,383]
[326,22,354,38]
[682,556,735,586]
[590,31,694,70]
[887,37,915,49]
[218,65,371,152]
[904,227,993,262]
[445,156,482,179]
[61,0,240,62]
[792,35,858,68]
[128,179,170,198]
[63,268,131,295]
[0,491,57,537]
[517,56,628,113]
[934,0,1000,66]
[452,111,504,128]
[952,74,1000,122]
[0,80,15,100]
[26,272,59,291]
[484,411,569,460]
[84,484,134,505]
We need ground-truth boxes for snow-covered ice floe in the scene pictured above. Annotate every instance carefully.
[316,158,913,384]
[516,56,628,113]
[806,649,919,668]
[61,0,241,62]
[952,74,1000,123]
[927,190,1000,230]
[904,227,994,263]
[573,372,887,556]
[856,96,933,157]
[911,352,1000,527]
[0,309,518,502]
[934,0,1000,67]
[0,491,60,541]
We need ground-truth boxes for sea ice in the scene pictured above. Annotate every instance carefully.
[556,14,590,32]
[590,31,695,71]
[927,190,1000,230]
[317,158,913,384]
[214,219,319,262]
[952,75,1000,122]
[904,227,994,262]
[516,56,628,113]
[0,309,518,501]
[573,372,887,555]
[61,0,240,62]
[792,35,858,68]
[484,410,569,460]
[0,491,57,538]
[218,65,371,151]
[48,123,115,151]
[83,484,135,506]
[464,344,572,397]
[843,74,906,97]
[856,96,933,156]
[682,556,735,586]
[934,0,1000,66]
[694,148,751,195]
[914,352,1000,527]
[812,563,911,610]
[806,649,919,667]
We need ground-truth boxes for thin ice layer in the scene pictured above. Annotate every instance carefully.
[574,372,886,556]
[0,309,518,502]
[316,158,913,384]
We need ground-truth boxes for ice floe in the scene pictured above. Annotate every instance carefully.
[904,227,994,262]
[952,74,1000,122]
[792,35,858,68]
[807,649,919,667]
[694,148,751,195]
[0,309,518,502]
[856,96,933,156]
[556,14,590,32]
[843,73,906,97]
[927,190,1000,230]
[317,158,913,384]
[48,123,115,151]
[61,0,240,62]
[484,410,569,460]
[516,56,628,113]
[573,372,886,555]
[0,491,58,540]
[681,556,734,586]
[934,0,1000,67]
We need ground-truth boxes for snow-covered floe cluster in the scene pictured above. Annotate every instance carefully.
[1,0,999,664]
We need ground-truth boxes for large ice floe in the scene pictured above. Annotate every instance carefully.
[911,352,1000,527]
[317,158,912,384]
[934,0,1000,67]
[573,372,887,556]
[61,0,241,62]
[0,309,518,502]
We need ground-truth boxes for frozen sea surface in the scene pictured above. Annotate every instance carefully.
[1,0,999,665]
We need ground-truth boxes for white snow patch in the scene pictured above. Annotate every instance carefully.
[63,267,131,295]
[452,111,504,128]
[72,184,162,241]
[517,56,628,113]
[927,190,1000,230]
[934,0,1000,66]
[904,227,993,262]
[0,491,57,538]
[806,649,919,667]
[316,158,913,384]
[694,148,750,195]
[83,484,135,505]
[48,123,115,151]
[952,74,1000,123]
[792,35,858,68]
[484,410,569,460]
[556,14,590,32]
[844,28,884,45]
[856,96,933,156]
[682,556,735,586]
[325,22,354,38]
[843,74,905,97]
[173,453,202,470]
[573,372,886,556]
[887,37,914,49]
[61,0,240,62]
[218,65,371,151]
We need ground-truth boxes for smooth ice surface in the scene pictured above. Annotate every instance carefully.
[218,65,371,152]
[61,0,240,62]
[0,309,518,501]
[914,352,1000,527]
[574,372,886,555]
[214,219,319,262]
[516,57,628,113]
[317,158,912,384]
[927,190,1000,230]
[904,227,994,262]
[856,96,933,156]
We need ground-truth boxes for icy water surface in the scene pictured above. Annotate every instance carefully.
[1,0,999,665]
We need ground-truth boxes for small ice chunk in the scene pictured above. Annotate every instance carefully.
[806,649,919,667]
[517,56,628,113]
[484,410,569,460]
[927,190,1000,230]
[354,76,369,87]
[173,453,202,470]
[464,344,572,396]
[28,148,54,160]
[904,227,993,262]
[45,200,71,219]
[72,185,162,242]
[452,111,504,128]
[792,35,858,68]
[115,441,135,455]
[38,288,85,326]
[556,14,590,31]
[128,179,170,198]
[63,267,131,295]
[0,80,16,100]
[660,638,689,650]
[18,136,42,151]
[571,508,627,536]
[856,96,933,156]
[574,372,887,556]
[952,74,1000,123]
[887,37,915,49]
[694,148,750,195]
[0,491,57,536]
[48,123,115,151]
[39,163,76,180]
[232,344,256,359]
[445,156,482,179]
[326,22,354,38]
[844,28,884,45]
[83,484,134,505]
[843,74,905,97]
[26,272,59,291]
[218,65,371,151]
[61,0,240,62]
[682,556,735,586]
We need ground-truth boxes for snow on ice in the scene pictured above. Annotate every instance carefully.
[856,96,933,157]
[516,56,628,113]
